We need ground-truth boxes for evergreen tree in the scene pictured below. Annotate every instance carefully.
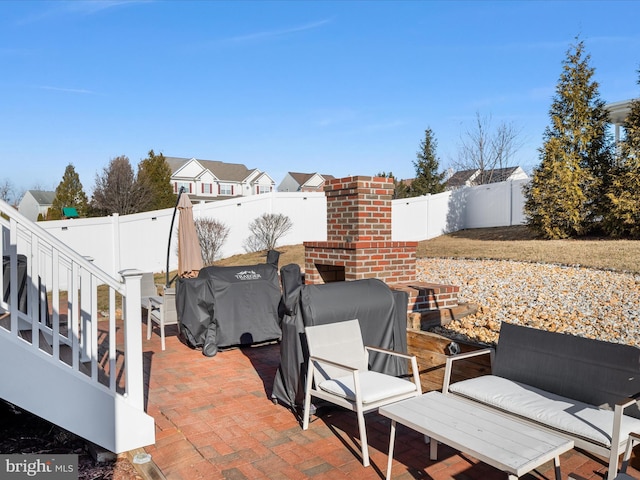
[605,70,640,237]
[410,128,446,196]
[377,172,410,199]
[524,137,587,238]
[137,149,176,210]
[524,38,612,238]
[49,164,89,220]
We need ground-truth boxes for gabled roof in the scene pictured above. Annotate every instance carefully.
[165,157,258,183]
[165,157,200,177]
[487,166,521,183]
[446,167,523,188]
[28,190,56,205]
[446,169,478,188]
[288,172,334,185]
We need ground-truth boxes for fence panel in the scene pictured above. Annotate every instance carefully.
[392,191,451,241]
[39,192,327,275]
[38,182,529,275]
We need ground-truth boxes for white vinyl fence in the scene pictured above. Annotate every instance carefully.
[38,180,529,277]
[392,178,528,241]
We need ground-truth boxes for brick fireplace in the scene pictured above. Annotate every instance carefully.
[304,175,460,316]
[304,176,417,284]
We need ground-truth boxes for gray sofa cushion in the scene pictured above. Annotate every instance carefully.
[493,323,640,419]
[449,375,640,448]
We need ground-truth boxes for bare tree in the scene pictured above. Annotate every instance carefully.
[244,213,293,252]
[0,178,15,204]
[194,217,230,265]
[91,156,153,215]
[456,112,523,184]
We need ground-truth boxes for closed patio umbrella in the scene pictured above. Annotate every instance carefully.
[177,193,203,278]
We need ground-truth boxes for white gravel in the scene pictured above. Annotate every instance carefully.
[416,258,640,346]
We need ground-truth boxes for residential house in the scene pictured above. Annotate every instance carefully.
[445,166,529,190]
[165,157,275,202]
[277,172,335,192]
[18,190,55,221]
[605,99,635,145]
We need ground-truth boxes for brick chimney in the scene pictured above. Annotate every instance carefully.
[304,176,417,284]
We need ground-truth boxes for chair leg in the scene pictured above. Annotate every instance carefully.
[160,320,166,351]
[606,454,619,480]
[146,314,152,340]
[356,403,370,467]
[620,433,638,473]
[302,361,314,430]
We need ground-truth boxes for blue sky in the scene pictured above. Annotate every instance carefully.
[1,0,639,198]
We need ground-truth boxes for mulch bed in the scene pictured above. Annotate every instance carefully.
[0,400,142,480]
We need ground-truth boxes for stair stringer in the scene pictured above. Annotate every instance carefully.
[0,330,155,454]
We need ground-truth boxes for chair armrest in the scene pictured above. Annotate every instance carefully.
[629,431,640,441]
[149,296,163,308]
[365,345,414,360]
[442,347,493,394]
[364,346,422,392]
[308,354,358,375]
[616,391,640,409]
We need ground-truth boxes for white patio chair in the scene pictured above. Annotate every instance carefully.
[140,272,162,318]
[302,319,421,467]
[146,287,178,350]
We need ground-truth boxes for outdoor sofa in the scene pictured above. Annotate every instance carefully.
[442,322,640,480]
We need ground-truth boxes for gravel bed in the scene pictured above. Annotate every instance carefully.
[416,258,640,346]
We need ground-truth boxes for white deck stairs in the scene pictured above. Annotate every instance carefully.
[0,199,155,454]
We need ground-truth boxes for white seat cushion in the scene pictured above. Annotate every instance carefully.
[449,375,640,448]
[318,371,417,404]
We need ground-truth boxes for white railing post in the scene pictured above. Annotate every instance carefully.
[9,218,18,334]
[119,269,144,409]
[80,267,92,362]
[112,214,121,277]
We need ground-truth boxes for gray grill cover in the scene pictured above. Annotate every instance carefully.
[198,264,282,348]
[176,277,217,354]
[271,264,409,411]
[494,322,640,418]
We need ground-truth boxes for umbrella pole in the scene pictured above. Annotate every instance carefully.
[166,186,185,287]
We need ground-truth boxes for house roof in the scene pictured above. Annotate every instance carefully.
[28,190,56,205]
[605,99,636,125]
[446,169,478,188]
[487,166,521,182]
[446,167,522,188]
[165,157,258,183]
[288,172,335,185]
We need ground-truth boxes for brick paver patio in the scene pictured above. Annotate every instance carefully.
[140,324,640,480]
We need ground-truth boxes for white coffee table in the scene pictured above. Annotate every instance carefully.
[379,391,574,480]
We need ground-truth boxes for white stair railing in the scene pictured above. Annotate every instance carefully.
[0,199,153,452]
